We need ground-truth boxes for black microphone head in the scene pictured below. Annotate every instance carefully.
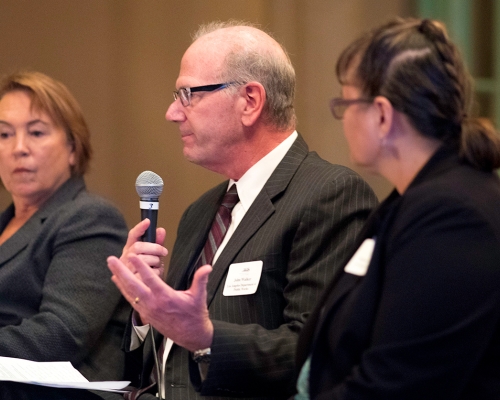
[135,171,164,200]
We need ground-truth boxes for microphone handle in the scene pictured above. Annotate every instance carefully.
[141,208,158,242]
[139,199,159,243]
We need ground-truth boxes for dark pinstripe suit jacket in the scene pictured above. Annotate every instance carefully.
[125,135,377,399]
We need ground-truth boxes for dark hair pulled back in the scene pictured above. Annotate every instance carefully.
[336,17,500,171]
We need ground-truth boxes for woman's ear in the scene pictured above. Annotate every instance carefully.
[240,82,266,127]
[373,95,394,140]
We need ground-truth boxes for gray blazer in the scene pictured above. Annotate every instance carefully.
[125,135,378,399]
[0,176,129,381]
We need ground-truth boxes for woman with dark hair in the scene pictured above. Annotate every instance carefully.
[295,18,500,399]
[0,71,129,390]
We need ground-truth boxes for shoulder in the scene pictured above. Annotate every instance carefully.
[40,177,126,226]
[299,151,366,179]
[295,152,376,197]
[73,190,125,216]
[63,189,124,219]
[393,165,500,241]
[48,188,128,240]
[405,164,499,215]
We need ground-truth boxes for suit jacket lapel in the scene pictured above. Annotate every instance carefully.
[0,204,38,265]
[205,135,310,305]
[296,189,402,367]
[167,184,227,290]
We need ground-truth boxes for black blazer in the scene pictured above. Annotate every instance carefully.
[0,177,129,381]
[297,147,500,399]
[124,134,378,399]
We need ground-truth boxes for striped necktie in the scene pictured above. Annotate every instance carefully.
[186,184,239,286]
[199,184,239,267]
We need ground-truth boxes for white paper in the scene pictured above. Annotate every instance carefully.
[0,356,130,392]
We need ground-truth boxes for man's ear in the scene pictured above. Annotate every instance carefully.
[240,82,266,127]
[373,95,394,141]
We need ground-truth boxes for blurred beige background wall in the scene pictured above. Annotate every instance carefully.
[0,0,414,260]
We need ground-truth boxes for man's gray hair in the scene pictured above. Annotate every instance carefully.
[193,21,296,131]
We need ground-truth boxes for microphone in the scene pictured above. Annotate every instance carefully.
[135,171,164,376]
[135,171,164,243]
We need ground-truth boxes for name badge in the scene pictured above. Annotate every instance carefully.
[344,238,375,276]
[223,261,263,296]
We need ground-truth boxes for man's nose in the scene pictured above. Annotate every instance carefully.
[165,99,186,122]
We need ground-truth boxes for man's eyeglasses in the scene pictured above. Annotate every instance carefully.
[173,82,236,107]
[329,97,374,119]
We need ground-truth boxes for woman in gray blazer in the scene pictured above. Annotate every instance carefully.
[0,71,129,391]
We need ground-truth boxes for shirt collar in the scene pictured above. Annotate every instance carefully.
[228,130,298,212]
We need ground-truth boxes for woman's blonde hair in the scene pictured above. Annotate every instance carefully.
[0,71,92,175]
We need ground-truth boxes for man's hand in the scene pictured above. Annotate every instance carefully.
[121,219,168,277]
[107,254,214,352]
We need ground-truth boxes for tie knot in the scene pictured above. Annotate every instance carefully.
[221,184,239,211]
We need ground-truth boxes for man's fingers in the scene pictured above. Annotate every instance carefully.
[123,219,150,250]
[108,255,136,279]
[156,227,167,246]
[108,255,150,299]
[131,255,171,294]
[136,254,164,268]
[190,265,212,299]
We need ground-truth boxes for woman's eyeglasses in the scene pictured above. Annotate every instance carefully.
[329,97,374,119]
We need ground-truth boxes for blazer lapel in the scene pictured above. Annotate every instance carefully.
[296,189,402,366]
[167,184,227,290]
[0,177,85,266]
[0,205,39,265]
[318,189,401,321]
[205,134,310,305]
